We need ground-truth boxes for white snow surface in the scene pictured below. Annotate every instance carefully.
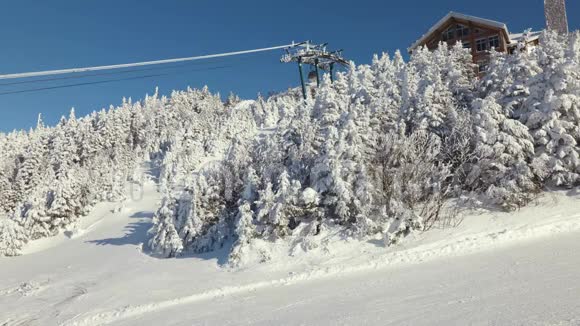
[1,179,579,325]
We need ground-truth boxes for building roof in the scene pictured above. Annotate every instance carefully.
[508,31,542,45]
[409,12,511,52]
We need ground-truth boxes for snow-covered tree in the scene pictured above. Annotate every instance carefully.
[523,31,580,186]
[5,34,580,262]
[228,202,256,266]
[468,97,539,209]
[148,195,183,257]
[0,218,28,256]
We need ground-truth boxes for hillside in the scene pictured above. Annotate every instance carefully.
[0,29,579,325]
[1,172,578,325]
[1,30,580,261]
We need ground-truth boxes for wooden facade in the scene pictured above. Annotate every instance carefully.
[409,12,521,74]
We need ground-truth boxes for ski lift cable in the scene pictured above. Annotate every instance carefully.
[0,53,262,87]
[0,65,232,96]
[0,42,304,80]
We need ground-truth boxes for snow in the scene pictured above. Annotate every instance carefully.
[127,232,580,326]
[1,176,579,325]
[232,100,256,112]
[2,31,580,325]
[301,187,319,205]
[509,31,542,43]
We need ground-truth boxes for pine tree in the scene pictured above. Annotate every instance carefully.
[148,196,183,257]
[20,189,50,240]
[13,131,48,203]
[0,218,28,256]
[398,63,419,135]
[47,169,84,228]
[228,202,256,266]
[369,52,403,131]
[468,97,539,209]
[523,31,580,186]
[0,169,15,213]
[447,43,477,101]
[255,182,276,227]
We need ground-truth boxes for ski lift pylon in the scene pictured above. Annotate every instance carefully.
[281,41,348,99]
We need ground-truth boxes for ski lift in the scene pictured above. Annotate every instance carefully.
[280,41,348,99]
[307,70,318,84]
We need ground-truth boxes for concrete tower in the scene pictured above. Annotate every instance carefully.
[545,0,569,34]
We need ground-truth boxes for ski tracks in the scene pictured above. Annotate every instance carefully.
[62,212,580,326]
[0,280,91,326]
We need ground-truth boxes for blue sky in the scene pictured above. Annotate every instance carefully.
[1,0,578,131]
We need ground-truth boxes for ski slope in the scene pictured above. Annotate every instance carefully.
[0,178,579,326]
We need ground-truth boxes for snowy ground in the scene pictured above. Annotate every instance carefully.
[1,179,579,326]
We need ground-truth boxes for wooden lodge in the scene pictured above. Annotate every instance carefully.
[408,12,541,74]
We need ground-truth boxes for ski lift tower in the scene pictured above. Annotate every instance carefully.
[281,41,349,99]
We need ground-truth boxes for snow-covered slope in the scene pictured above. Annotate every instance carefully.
[2,30,580,324]
[1,176,578,325]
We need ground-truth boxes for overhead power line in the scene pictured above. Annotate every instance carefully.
[0,43,303,80]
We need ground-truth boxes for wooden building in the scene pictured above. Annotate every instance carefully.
[408,12,540,74]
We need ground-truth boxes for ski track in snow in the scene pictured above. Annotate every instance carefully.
[0,279,49,297]
[62,210,580,326]
[0,280,91,326]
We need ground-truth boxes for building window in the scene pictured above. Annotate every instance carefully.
[478,62,489,73]
[462,41,471,49]
[442,27,455,41]
[442,24,471,42]
[456,25,470,38]
[476,38,489,52]
[489,35,500,49]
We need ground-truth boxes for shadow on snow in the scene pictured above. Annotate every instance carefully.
[176,240,234,267]
[86,210,232,266]
[87,211,153,247]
